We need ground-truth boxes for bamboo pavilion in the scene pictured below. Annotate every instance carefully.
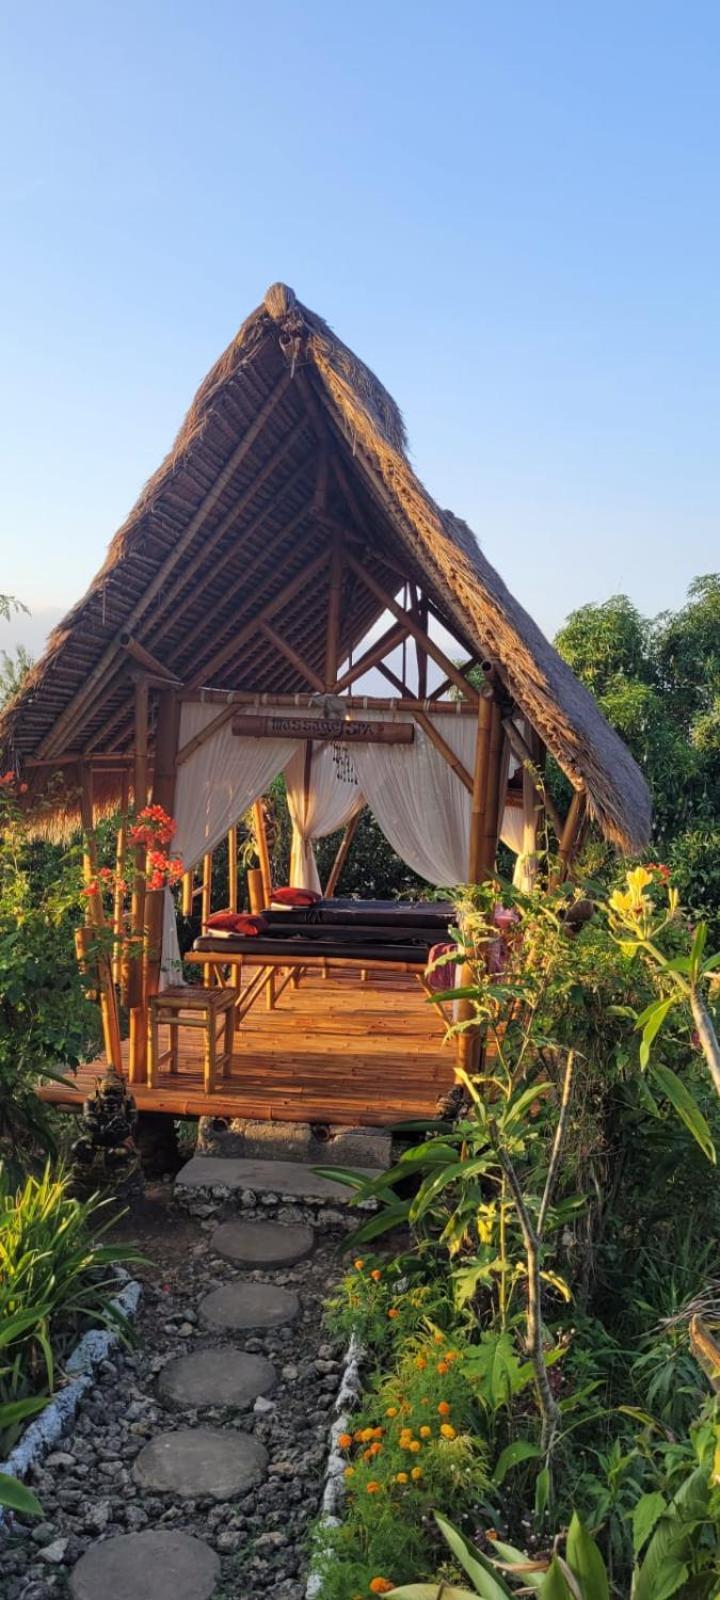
[0,283,651,1127]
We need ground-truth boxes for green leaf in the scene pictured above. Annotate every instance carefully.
[635,1559,689,1600]
[434,1512,514,1599]
[649,1062,716,1163]
[0,1472,43,1516]
[535,1464,551,1520]
[408,1155,494,1224]
[0,1394,49,1427]
[503,1082,554,1128]
[539,1558,573,1598]
[638,998,675,1067]
[341,1202,411,1247]
[463,1332,528,1406]
[493,1438,541,1485]
[690,922,708,980]
[388,1588,479,1599]
[565,1512,609,1600]
[632,1491,667,1556]
[484,1540,544,1592]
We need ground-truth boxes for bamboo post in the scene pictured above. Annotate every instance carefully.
[324,809,362,897]
[325,538,343,690]
[481,702,506,874]
[128,676,149,1082]
[247,867,265,914]
[519,722,543,891]
[201,852,213,927]
[253,800,272,905]
[415,590,429,698]
[181,870,194,918]
[113,772,129,991]
[144,688,181,1011]
[458,695,494,1074]
[78,766,123,1071]
[554,790,586,884]
[228,826,238,913]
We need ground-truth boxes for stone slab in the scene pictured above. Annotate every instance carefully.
[132,1426,267,1499]
[200,1280,300,1332]
[211,1218,315,1267]
[175,1154,377,1202]
[158,1346,277,1410]
[70,1530,220,1600]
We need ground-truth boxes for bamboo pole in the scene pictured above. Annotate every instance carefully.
[179,688,479,713]
[345,553,480,704]
[481,704,506,875]
[201,852,213,927]
[228,826,238,913]
[120,635,181,682]
[253,800,273,906]
[112,772,129,991]
[128,676,149,1082]
[247,867,265,914]
[325,539,343,690]
[144,688,181,1009]
[181,870,194,918]
[189,547,330,689]
[78,766,122,1071]
[377,661,412,697]
[332,621,409,694]
[415,590,429,698]
[413,711,474,794]
[554,790,586,884]
[458,696,494,1072]
[324,809,362,897]
[260,622,325,692]
[501,718,564,842]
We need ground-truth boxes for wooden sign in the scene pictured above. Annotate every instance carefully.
[231,714,414,745]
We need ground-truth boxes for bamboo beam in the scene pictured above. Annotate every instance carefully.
[176,701,239,768]
[332,619,409,694]
[128,676,149,1082]
[144,688,181,1008]
[325,538,343,690]
[40,372,294,758]
[555,790,586,883]
[501,718,564,841]
[457,695,494,1072]
[260,622,325,692]
[413,711,474,793]
[377,661,412,697]
[345,553,480,705]
[189,547,330,689]
[112,772,129,991]
[247,866,265,914]
[323,809,362,897]
[121,635,181,683]
[253,800,272,906]
[415,590,429,698]
[228,826,238,913]
[179,688,478,713]
[78,766,123,1072]
[181,870,194,918]
[429,656,480,700]
[201,852,213,927]
[481,701,505,874]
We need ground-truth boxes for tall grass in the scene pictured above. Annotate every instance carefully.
[0,1163,141,1450]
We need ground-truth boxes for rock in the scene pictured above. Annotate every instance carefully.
[158,1347,277,1411]
[215,1529,242,1554]
[69,1530,220,1600]
[132,1428,268,1500]
[40,1540,69,1565]
[253,1395,276,1415]
[45,1452,77,1468]
[211,1218,315,1268]
[32,1524,57,1546]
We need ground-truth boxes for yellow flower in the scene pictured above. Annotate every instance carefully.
[409,1439,422,1453]
[395,1471,408,1484]
[411,1466,423,1481]
[440,1423,457,1439]
[385,1406,398,1418]
[419,1425,431,1438]
[433,1331,445,1344]
[415,1357,427,1370]
[344,1466,355,1478]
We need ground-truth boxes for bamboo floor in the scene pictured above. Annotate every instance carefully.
[38,968,454,1127]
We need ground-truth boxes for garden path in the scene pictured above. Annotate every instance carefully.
[4,1181,354,1600]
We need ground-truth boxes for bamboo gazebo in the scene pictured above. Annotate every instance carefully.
[0,282,651,1126]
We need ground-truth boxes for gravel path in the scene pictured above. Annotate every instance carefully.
[2,1197,346,1600]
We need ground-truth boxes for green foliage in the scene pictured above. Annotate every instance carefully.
[0,1162,141,1447]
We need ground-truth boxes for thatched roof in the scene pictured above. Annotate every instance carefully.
[0,281,651,851]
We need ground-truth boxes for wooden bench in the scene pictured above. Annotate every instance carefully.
[148,985,235,1093]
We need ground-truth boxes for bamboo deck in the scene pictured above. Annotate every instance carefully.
[38,970,454,1127]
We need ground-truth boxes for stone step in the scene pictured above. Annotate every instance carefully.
[132,1426,267,1500]
[199,1279,300,1332]
[159,1346,277,1410]
[70,1530,219,1600]
[211,1217,315,1267]
[175,1153,377,1208]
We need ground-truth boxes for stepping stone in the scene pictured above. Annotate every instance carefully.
[159,1346,277,1410]
[70,1530,219,1600]
[132,1426,267,1499]
[200,1279,299,1331]
[211,1217,314,1267]
[175,1154,378,1203]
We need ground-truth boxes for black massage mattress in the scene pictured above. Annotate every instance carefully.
[268,898,455,929]
[193,935,432,964]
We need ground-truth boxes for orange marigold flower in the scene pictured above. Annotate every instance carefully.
[344,1466,355,1478]
[395,1471,408,1484]
[419,1425,431,1438]
[338,1433,353,1450]
[414,1357,427,1370]
[370,1268,382,1281]
[437,1361,449,1375]
[354,1259,365,1271]
[438,1401,451,1416]
[409,1439,421,1453]
[360,1428,374,1443]
[366,1480,381,1494]
[371,1427,383,1439]
[433,1331,445,1344]
[369,1581,393,1595]
[354,1430,364,1443]
[411,1466,423,1481]
[447,1350,460,1362]
[387,1307,399,1319]
[440,1423,457,1439]
[385,1406,398,1418]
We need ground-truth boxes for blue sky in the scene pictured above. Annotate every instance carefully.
[1,1,718,662]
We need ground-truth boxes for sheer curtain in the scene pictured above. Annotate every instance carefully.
[285,742,364,892]
[173,701,297,870]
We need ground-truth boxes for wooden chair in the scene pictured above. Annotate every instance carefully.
[148,985,235,1093]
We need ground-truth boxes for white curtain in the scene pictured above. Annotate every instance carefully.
[173,701,297,871]
[285,742,364,892]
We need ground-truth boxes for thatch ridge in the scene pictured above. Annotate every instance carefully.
[0,280,651,852]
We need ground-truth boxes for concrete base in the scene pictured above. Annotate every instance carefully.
[70,1530,220,1600]
[211,1218,314,1268]
[175,1154,376,1203]
[132,1426,267,1499]
[199,1280,300,1332]
[196,1116,392,1169]
[158,1347,277,1411]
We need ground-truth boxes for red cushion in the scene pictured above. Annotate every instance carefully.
[206,912,267,935]
[270,886,322,907]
